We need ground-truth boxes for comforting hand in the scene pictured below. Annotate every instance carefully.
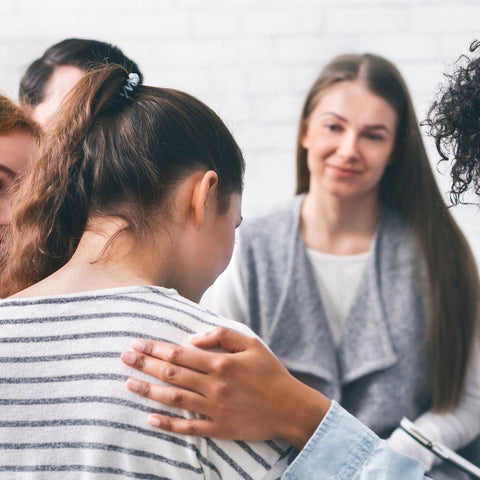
[121,327,330,449]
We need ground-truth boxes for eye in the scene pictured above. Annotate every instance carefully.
[325,123,342,132]
[364,132,385,141]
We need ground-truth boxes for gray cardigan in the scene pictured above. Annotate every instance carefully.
[237,196,432,438]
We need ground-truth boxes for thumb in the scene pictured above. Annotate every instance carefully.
[189,327,253,353]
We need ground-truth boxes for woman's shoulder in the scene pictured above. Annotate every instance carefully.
[164,287,267,343]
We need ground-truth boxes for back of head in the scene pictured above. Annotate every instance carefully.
[427,40,480,204]
[3,64,244,296]
[19,38,143,107]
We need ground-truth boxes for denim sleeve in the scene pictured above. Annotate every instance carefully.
[282,401,431,480]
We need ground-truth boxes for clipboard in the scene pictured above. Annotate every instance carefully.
[399,417,480,479]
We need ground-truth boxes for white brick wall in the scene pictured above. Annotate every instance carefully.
[1,0,480,260]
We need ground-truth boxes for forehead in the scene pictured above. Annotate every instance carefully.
[0,131,36,175]
[32,65,85,126]
[311,81,397,127]
[43,65,85,99]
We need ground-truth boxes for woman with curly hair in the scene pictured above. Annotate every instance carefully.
[427,40,480,203]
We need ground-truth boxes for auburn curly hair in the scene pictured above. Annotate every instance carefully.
[427,40,480,204]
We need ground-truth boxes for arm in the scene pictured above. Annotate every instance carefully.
[121,328,430,479]
[285,401,430,480]
[387,339,480,471]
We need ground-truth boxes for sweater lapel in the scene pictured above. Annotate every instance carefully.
[265,197,339,384]
[338,214,397,384]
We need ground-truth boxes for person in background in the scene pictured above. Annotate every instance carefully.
[0,39,139,249]
[123,53,480,479]
[0,94,39,250]
[18,38,142,126]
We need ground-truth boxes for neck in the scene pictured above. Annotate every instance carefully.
[301,186,381,255]
[11,216,175,298]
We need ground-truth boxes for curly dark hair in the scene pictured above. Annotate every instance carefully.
[426,40,480,204]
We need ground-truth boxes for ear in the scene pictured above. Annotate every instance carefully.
[191,170,219,228]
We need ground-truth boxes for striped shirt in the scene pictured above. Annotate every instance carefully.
[0,285,292,479]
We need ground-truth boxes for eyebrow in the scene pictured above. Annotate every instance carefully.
[322,111,392,134]
[0,164,16,178]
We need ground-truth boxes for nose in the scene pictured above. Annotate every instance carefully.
[337,131,360,161]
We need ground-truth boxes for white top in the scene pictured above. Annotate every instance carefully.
[306,248,370,347]
[205,243,480,473]
[0,285,291,479]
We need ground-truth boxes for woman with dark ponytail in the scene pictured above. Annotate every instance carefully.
[0,64,296,478]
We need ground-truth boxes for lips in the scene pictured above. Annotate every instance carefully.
[326,164,362,177]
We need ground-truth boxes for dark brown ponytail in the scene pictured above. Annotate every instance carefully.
[1,64,244,296]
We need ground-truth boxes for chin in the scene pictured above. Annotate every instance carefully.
[324,187,361,199]
[323,180,374,198]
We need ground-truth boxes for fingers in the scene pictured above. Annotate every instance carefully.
[121,350,207,394]
[130,339,214,373]
[147,414,218,438]
[126,378,208,414]
[189,327,257,353]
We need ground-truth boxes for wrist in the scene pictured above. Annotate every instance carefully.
[279,376,332,449]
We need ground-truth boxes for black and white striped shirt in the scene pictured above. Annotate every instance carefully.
[0,285,291,479]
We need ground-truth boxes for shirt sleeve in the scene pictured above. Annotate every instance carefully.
[282,401,431,480]
[387,339,480,471]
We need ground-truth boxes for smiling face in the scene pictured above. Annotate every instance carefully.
[301,80,397,201]
[0,130,37,244]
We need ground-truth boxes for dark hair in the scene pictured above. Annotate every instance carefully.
[2,64,244,296]
[19,38,143,106]
[296,53,479,411]
[0,94,41,137]
[426,40,480,204]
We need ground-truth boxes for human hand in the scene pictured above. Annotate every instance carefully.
[121,327,331,449]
